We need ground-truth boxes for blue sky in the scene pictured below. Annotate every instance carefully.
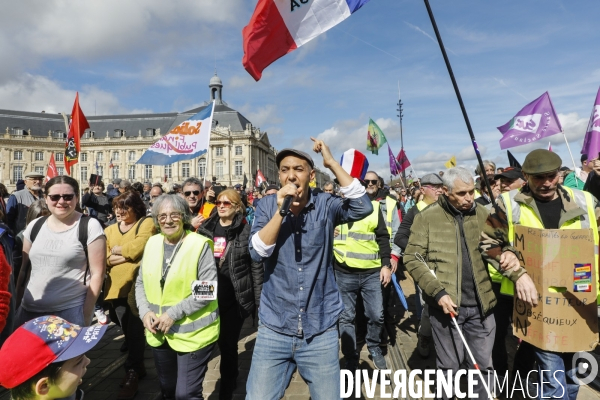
[1,0,599,179]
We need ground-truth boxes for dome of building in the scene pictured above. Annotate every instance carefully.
[209,73,222,86]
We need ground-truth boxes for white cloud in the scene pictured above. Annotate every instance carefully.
[238,104,283,128]
[0,1,248,82]
[0,73,150,115]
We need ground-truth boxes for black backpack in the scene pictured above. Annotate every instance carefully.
[30,215,91,285]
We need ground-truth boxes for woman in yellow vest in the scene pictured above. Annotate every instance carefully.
[135,194,219,400]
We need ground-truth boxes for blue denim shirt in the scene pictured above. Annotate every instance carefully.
[249,191,373,339]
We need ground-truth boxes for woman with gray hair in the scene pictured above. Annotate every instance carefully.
[135,194,219,400]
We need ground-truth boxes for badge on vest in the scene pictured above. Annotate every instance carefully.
[191,280,217,301]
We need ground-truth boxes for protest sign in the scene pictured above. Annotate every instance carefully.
[512,226,599,352]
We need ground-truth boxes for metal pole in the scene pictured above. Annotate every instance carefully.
[422,0,497,208]
[397,81,406,184]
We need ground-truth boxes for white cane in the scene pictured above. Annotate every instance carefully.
[415,253,494,400]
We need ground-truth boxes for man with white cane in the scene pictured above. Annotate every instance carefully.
[404,167,496,400]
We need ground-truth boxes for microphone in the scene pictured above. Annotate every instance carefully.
[279,183,297,216]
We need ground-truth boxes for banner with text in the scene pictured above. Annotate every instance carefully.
[512,226,599,352]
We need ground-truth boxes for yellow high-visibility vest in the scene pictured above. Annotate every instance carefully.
[334,201,382,269]
[142,232,220,352]
[499,187,600,303]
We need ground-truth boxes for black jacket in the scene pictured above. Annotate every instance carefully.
[198,213,263,317]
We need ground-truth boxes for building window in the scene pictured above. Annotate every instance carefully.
[13,166,23,181]
[164,165,172,179]
[35,166,44,175]
[235,161,243,177]
[97,166,104,177]
[198,159,206,178]
[215,161,223,177]
[112,151,120,161]
[216,147,223,156]
[235,146,242,156]
[97,152,104,162]
[114,129,124,138]
[13,127,23,136]
[14,150,23,161]
[81,152,87,162]
[146,128,155,137]
[83,130,91,139]
[145,165,153,180]
[35,151,44,161]
[80,167,88,183]
[57,167,64,176]
[54,130,64,139]
[182,163,190,178]
[55,153,64,162]
[128,151,136,161]
[112,166,120,180]
[128,165,136,180]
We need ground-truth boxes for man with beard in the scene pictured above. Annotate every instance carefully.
[6,172,44,234]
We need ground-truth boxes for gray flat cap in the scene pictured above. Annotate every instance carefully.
[420,173,443,185]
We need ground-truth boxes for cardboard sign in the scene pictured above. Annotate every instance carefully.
[512,226,599,352]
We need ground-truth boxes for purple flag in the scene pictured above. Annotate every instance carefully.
[581,87,600,160]
[498,92,562,150]
[388,144,400,176]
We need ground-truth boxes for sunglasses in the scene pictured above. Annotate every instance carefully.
[47,194,75,202]
[158,213,182,222]
[184,190,201,197]
[215,201,233,208]
[364,179,379,185]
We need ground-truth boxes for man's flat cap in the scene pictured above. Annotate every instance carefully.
[522,149,562,175]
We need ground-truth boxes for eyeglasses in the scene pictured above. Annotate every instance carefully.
[157,213,183,222]
[47,194,75,202]
[27,177,44,182]
[184,190,201,197]
[364,179,379,185]
[215,201,233,208]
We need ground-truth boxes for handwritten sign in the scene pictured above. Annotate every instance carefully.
[512,226,599,352]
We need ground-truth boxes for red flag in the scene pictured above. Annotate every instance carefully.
[396,149,411,172]
[46,153,58,182]
[64,93,90,175]
[255,169,266,187]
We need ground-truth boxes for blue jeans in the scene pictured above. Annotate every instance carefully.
[15,304,85,328]
[335,270,384,359]
[534,349,578,400]
[246,323,340,400]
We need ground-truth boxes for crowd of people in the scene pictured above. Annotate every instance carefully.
[0,139,598,400]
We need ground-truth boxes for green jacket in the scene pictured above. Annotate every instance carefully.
[403,195,496,315]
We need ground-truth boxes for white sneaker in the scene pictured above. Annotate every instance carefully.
[95,309,108,325]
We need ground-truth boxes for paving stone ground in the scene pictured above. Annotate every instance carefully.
[2,278,599,400]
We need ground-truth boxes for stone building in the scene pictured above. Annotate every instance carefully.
[0,74,298,192]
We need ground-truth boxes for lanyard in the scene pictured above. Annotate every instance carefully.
[160,233,186,290]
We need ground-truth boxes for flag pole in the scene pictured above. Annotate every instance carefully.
[422,0,496,208]
[561,132,580,188]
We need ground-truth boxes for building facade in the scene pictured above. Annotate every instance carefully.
[0,74,315,192]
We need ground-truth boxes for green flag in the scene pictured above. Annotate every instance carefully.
[367,118,388,155]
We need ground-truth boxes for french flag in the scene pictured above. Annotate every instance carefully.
[340,148,369,180]
[242,0,372,81]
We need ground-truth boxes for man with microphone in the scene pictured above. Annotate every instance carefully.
[246,138,373,400]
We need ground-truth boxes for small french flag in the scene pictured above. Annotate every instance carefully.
[340,148,369,180]
[242,0,372,81]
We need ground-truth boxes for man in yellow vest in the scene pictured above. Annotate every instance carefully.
[394,173,443,358]
[334,170,392,371]
[480,149,600,399]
